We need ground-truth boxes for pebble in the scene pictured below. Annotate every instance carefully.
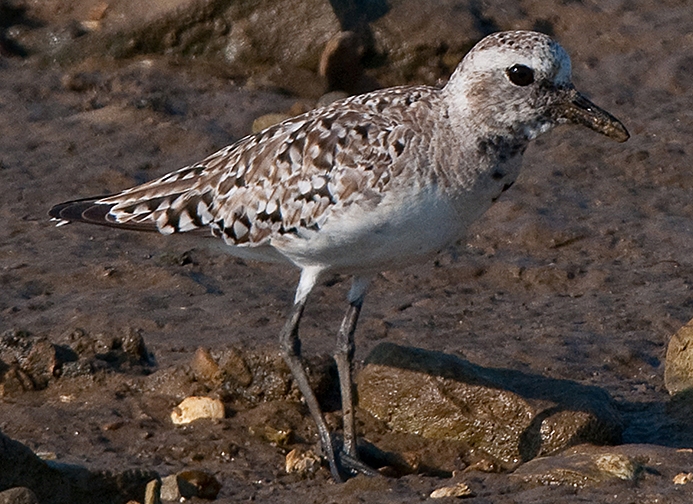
[665,317,693,395]
[144,479,161,504]
[316,91,348,108]
[159,475,181,502]
[0,487,39,504]
[319,31,364,93]
[160,471,221,501]
[430,482,473,499]
[285,448,321,475]
[190,347,221,384]
[170,396,225,425]
[252,114,292,134]
[673,472,693,484]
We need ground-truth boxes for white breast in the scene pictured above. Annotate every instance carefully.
[266,183,467,274]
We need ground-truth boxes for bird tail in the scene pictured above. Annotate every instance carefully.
[48,196,161,232]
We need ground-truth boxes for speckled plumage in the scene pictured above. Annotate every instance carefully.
[51,32,627,280]
[50,30,628,481]
[102,86,438,244]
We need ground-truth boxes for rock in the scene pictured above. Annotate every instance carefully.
[12,1,488,98]
[178,470,221,500]
[368,0,482,87]
[511,444,693,490]
[512,451,640,487]
[160,471,220,501]
[673,472,693,484]
[665,317,693,395]
[170,396,225,425]
[319,31,378,94]
[159,475,181,502]
[58,327,152,374]
[357,343,622,467]
[119,328,150,364]
[285,447,321,476]
[0,487,39,504]
[429,482,473,499]
[216,347,338,408]
[0,429,156,504]
[142,365,205,399]
[190,347,221,384]
[249,425,293,447]
[0,430,64,502]
[251,113,292,134]
[316,91,349,108]
[216,347,253,388]
[0,330,57,391]
[144,479,161,504]
[0,366,33,397]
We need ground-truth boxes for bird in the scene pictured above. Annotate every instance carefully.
[49,30,629,481]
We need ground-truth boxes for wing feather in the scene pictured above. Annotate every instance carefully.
[50,86,439,246]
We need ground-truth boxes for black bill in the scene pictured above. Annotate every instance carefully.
[555,87,630,143]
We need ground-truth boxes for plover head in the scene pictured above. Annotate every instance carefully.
[444,30,629,143]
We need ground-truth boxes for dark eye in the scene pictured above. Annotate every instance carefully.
[506,64,534,86]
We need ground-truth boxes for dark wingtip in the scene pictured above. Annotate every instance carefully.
[48,196,158,233]
[49,196,113,224]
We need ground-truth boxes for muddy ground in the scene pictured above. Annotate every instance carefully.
[2,0,693,502]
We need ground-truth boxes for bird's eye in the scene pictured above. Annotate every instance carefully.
[506,64,534,86]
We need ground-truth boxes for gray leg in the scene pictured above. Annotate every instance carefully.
[334,298,363,458]
[332,276,381,477]
[279,297,343,482]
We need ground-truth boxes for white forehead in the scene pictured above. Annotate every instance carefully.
[462,31,572,84]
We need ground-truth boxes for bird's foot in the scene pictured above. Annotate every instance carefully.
[322,435,381,481]
[336,450,380,478]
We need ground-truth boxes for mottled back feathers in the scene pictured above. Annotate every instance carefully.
[52,87,439,248]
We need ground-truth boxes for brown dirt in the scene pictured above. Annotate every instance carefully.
[2,0,693,502]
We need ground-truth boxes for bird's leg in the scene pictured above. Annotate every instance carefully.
[279,297,343,481]
[279,268,344,481]
[334,297,362,458]
[332,276,379,477]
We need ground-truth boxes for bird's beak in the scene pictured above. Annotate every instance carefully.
[553,87,630,142]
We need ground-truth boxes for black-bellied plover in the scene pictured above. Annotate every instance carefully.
[50,30,629,481]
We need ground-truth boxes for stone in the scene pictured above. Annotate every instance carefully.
[0,487,39,504]
[59,327,151,373]
[160,471,221,501]
[0,430,156,504]
[673,472,693,484]
[190,347,221,384]
[170,396,225,425]
[316,91,349,108]
[511,445,646,488]
[0,366,33,397]
[119,328,150,364]
[285,448,321,476]
[319,31,375,94]
[251,113,292,134]
[159,475,181,502]
[178,470,221,500]
[144,479,161,504]
[217,347,337,408]
[510,444,693,490]
[0,330,57,390]
[357,343,622,467]
[429,482,473,499]
[217,347,253,388]
[512,452,639,487]
[249,425,293,447]
[11,1,489,99]
[665,317,693,395]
